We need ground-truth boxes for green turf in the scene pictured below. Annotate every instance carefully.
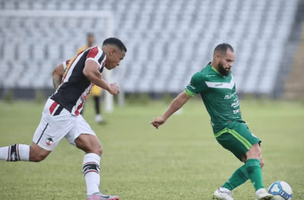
[0,99,303,200]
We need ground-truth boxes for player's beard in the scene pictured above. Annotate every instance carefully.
[218,62,230,76]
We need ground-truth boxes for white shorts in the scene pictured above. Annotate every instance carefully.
[33,99,96,151]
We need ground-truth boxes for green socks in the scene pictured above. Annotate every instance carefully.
[222,164,249,190]
[245,158,264,191]
[222,159,264,191]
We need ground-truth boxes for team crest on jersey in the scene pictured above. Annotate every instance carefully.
[46,137,53,146]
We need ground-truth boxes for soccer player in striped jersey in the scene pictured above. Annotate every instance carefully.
[77,33,105,123]
[0,37,127,200]
[151,44,273,200]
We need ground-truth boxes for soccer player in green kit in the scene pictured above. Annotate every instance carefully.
[151,44,273,200]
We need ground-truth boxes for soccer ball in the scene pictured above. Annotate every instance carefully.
[268,181,293,200]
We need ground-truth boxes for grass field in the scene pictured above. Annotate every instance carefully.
[0,98,303,200]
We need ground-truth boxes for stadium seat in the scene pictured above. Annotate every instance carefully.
[0,0,299,95]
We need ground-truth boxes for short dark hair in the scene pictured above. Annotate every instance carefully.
[103,37,127,52]
[214,43,234,55]
[87,33,94,38]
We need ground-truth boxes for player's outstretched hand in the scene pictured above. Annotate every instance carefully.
[150,116,166,129]
[108,83,120,95]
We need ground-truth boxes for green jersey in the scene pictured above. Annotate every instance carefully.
[185,63,243,133]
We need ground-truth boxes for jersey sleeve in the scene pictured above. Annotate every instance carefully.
[185,72,208,96]
[62,60,70,72]
[86,46,106,69]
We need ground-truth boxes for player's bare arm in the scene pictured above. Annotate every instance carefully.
[52,63,65,90]
[83,59,119,95]
[151,91,191,129]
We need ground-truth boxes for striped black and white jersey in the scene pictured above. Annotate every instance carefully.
[51,46,106,116]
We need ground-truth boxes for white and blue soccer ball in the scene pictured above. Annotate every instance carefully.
[268,181,293,200]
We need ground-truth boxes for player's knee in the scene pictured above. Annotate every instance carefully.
[29,144,50,162]
[30,152,48,162]
[75,135,102,155]
[246,143,261,159]
[97,146,103,156]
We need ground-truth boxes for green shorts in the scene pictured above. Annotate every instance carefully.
[214,121,261,161]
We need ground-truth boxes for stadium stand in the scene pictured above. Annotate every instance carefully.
[284,0,304,99]
[0,0,301,97]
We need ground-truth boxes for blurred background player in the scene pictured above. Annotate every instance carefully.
[151,44,273,200]
[78,33,105,123]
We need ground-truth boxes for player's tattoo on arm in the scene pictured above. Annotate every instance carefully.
[53,76,62,90]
